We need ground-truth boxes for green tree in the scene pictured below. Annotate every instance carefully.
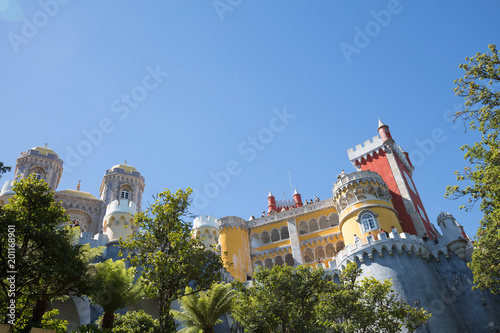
[316,262,430,333]
[88,259,144,329]
[120,188,226,333]
[446,44,500,294]
[172,283,236,333]
[0,175,91,327]
[0,161,10,178]
[232,265,330,333]
[111,310,159,333]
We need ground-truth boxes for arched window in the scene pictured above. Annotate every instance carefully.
[271,229,280,242]
[280,226,290,239]
[360,212,378,232]
[30,167,45,180]
[319,216,329,229]
[309,219,319,232]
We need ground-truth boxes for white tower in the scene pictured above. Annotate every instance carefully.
[437,212,468,260]
[193,215,220,249]
[100,163,145,243]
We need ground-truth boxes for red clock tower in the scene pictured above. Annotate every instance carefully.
[347,120,436,238]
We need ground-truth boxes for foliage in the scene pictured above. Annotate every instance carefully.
[232,265,330,333]
[120,188,226,333]
[445,44,500,294]
[111,310,159,333]
[172,283,237,333]
[72,324,110,333]
[88,259,144,329]
[0,175,91,326]
[316,263,430,333]
[0,161,10,179]
[18,309,68,333]
[232,263,429,333]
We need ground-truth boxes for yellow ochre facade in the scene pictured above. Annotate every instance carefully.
[194,169,405,281]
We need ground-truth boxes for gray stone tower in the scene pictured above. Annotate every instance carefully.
[13,145,64,190]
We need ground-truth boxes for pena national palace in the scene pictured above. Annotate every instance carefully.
[1,120,499,332]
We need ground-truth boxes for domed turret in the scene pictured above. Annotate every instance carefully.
[99,162,145,209]
[333,170,402,246]
[13,145,64,190]
[193,215,220,249]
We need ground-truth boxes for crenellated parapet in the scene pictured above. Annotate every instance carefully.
[332,232,430,270]
[333,170,392,215]
[248,199,336,228]
[347,135,385,169]
[217,216,248,230]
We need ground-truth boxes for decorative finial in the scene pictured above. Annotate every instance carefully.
[124,160,127,165]
[44,143,48,148]
[77,180,81,191]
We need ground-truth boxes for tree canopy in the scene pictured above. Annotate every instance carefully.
[232,263,430,333]
[120,188,226,333]
[88,259,144,329]
[172,282,236,333]
[0,175,92,328]
[445,44,500,294]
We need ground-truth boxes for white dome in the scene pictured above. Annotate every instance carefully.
[193,215,218,229]
[0,180,15,197]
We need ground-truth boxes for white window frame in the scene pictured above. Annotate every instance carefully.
[357,210,379,233]
[120,190,130,199]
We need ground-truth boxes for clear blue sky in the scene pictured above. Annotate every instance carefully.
[1,1,498,237]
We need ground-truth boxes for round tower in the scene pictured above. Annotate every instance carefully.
[437,212,468,260]
[333,170,402,246]
[100,163,145,244]
[377,119,394,145]
[99,163,145,209]
[293,188,303,207]
[13,145,64,190]
[267,190,276,213]
[193,215,220,249]
[218,216,252,281]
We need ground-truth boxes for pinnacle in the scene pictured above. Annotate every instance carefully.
[378,118,386,129]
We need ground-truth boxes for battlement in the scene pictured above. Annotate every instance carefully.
[330,232,429,271]
[217,216,247,229]
[276,199,295,209]
[333,170,386,197]
[248,198,336,228]
[347,135,384,167]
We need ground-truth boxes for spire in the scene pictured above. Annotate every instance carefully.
[268,190,273,197]
[294,188,299,195]
[377,118,386,129]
